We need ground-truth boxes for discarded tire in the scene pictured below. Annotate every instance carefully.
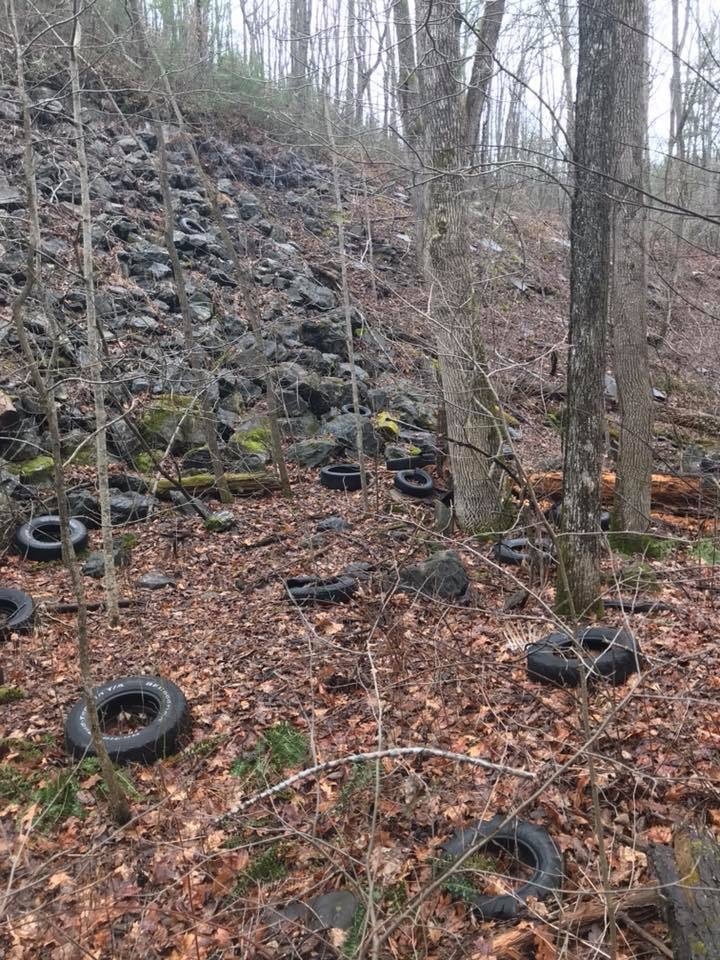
[385,453,435,471]
[546,502,610,531]
[64,675,189,764]
[527,626,640,686]
[320,464,363,492]
[493,537,555,566]
[286,575,358,604]
[0,588,35,637]
[441,816,563,920]
[15,516,88,561]
[393,468,434,497]
[341,403,371,418]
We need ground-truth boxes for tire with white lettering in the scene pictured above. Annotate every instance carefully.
[64,675,189,764]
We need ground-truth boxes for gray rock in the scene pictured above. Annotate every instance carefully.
[288,439,337,467]
[299,316,347,356]
[316,515,351,532]
[326,413,382,455]
[107,418,142,461]
[342,561,373,579]
[396,550,469,599]
[169,489,210,518]
[67,489,101,528]
[109,473,148,493]
[82,539,131,579]
[287,276,336,311]
[136,571,176,590]
[205,509,235,532]
[109,492,155,524]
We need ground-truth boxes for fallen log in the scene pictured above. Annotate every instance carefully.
[648,826,720,960]
[154,471,281,496]
[654,405,720,437]
[525,471,720,516]
[491,886,659,958]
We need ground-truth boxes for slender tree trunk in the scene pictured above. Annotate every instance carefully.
[419,0,503,532]
[558,0,574,164]
[9,0,129,824]
[465,0,506,163]
[155,119,231,503]
[610,0,652,535]
[556,0,618,616]
[69,15,121,626]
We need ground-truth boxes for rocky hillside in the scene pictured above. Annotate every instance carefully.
[0,82,438,534]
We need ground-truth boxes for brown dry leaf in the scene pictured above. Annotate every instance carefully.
[532,928,557,960]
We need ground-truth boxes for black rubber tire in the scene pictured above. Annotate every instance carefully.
[341,403,371,418]
[441,816,563,920]
[526,626,640,687]
[546,502,610,531]
[320,464,363,492]
[179,215,203,234]
[0,588,35,637]
[286,575,357,604]
[493,537,530,565]
[385,453,435,472]
[15,516,88,561]
[64,675,189,764]
[393,469,434,497]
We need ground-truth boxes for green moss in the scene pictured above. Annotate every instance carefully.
[407,444,422,455]
[233,845,287,894]
[230,425,271,455]
[690,538,720,565]
[133,450,163,473]
[9,455,55,483]
[437,852,499,901]
[374,411,399,437]
[0,766,35,802]
[0,686,25,704]
[608,532,678,559]
[0,737,44,760]
[140,395,195,437]
[33,771,84,829]
[229,722,308,784]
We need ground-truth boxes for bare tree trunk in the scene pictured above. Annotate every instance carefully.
[465,0,506,163]
[392,0,425,262]
[325,101,369,510]
[155,119,231,504]
[558,0,574,163]
[556,0,618,617]
[419,0,503,532]
[69,14,121,626]
[289,0,310,98]
[610,0,652,536]
[9,0,129,824]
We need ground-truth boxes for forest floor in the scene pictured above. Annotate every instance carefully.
[3,114,720,959]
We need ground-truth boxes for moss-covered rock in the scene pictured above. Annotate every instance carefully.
[228,423,272,469]
[139,395,207,452]
[9,455,55,484]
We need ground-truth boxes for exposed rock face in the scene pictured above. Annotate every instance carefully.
[0,85,434,497]
[396,550,469,599]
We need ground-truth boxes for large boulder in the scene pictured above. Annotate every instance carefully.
[299,316,347,357]
[138,395,207,452]
[325,413,383,455]
[287,276,336,311]
[287,438,337,467]
[109,492,156,524]
[82,538,132,579]
[396,550,469,600]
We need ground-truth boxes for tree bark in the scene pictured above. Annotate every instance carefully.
[419,0,503,532]
[610,0,652,535]
[557,0,618,617]
[648,827,720,960]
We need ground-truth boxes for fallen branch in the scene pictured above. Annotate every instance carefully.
[43,599,140,613]
[154,472,281,496]
[224,746,533,818]
[491,886,660,957]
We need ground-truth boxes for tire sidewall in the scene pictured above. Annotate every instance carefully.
[65,676,188,764]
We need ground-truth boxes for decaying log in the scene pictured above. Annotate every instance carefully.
[491,886,659,958]
[154,472,281,496]
[654,406,720,437]
[526,471,720,516]
[648,827,720,960]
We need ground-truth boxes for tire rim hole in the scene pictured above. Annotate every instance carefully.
[98,692,161,735]
[35,523,62,543]
[448,840,538,898]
